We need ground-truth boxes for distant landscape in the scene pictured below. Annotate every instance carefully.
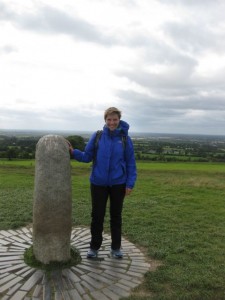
[1,129,225,162]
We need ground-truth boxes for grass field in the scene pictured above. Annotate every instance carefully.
[0,160,225,299]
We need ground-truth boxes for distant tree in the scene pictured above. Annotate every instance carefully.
[66,135,85,151]
[6,147,17,160]
[136,152,141,160]
[156,145,163,154]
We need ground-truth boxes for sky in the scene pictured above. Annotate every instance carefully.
[1,0,225,135]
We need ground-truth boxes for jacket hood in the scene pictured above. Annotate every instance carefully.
[103,120,130,136]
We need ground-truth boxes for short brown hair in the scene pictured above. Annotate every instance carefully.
[104,107,122,120]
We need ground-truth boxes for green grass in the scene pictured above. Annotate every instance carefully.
[0,160,225,299]
[122,162,225,299]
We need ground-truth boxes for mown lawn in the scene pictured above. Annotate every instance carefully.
[0,160,225,299]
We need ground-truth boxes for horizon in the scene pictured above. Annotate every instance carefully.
[1,128,225,139]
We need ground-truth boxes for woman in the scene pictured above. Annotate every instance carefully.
[69,107,137,258]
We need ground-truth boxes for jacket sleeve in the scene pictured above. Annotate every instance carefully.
[72,132,96,163]
[125,136,137,189]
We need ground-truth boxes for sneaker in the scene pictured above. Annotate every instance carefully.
[111,249,123,259]
[87,248,98,258]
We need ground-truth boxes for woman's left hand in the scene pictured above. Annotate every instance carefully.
[125,188,132,196]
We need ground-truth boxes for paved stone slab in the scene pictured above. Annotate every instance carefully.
[10,290,27,300]
[63,269,80,283]
[0,226,151,299]
[32,284,42,297]
[91,290,109,300]
[0,275,24,293]
[102,288,120,300]
[0,231,12,238]
[20,270,43,291]
[108,284,130,298]
[68,289,83,300]
[5,282,22,296]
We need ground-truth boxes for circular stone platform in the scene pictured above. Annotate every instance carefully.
[0,227,150,300]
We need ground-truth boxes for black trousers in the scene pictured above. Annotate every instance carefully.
[90,183,126,251]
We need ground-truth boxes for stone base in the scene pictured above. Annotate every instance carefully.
[0,227,150,300]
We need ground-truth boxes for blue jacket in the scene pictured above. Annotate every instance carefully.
[73,120,137,188]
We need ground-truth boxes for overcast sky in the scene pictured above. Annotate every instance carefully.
[1,0,225,135]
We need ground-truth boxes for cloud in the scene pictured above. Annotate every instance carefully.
[0,2,117,46]
[115,18,225,102]
[116,54,198,98]
[159,0,222,6]
[0,104,104,131]
[163,21,225,54]
[159,0,225,54]
[0,2,14,20]
[0,44,17,55]
[119,90,225,112]
[116,89,225,134]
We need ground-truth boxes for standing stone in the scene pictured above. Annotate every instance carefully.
[33,135,72,264]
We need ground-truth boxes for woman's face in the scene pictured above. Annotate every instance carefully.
[105,113,120,131]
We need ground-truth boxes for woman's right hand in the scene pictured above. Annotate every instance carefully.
[67,141,74,156]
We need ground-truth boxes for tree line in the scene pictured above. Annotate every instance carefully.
[1,134,225,162]
[0,135,85,160]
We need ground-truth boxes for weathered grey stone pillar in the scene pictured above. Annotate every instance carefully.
[33,135,72,264]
